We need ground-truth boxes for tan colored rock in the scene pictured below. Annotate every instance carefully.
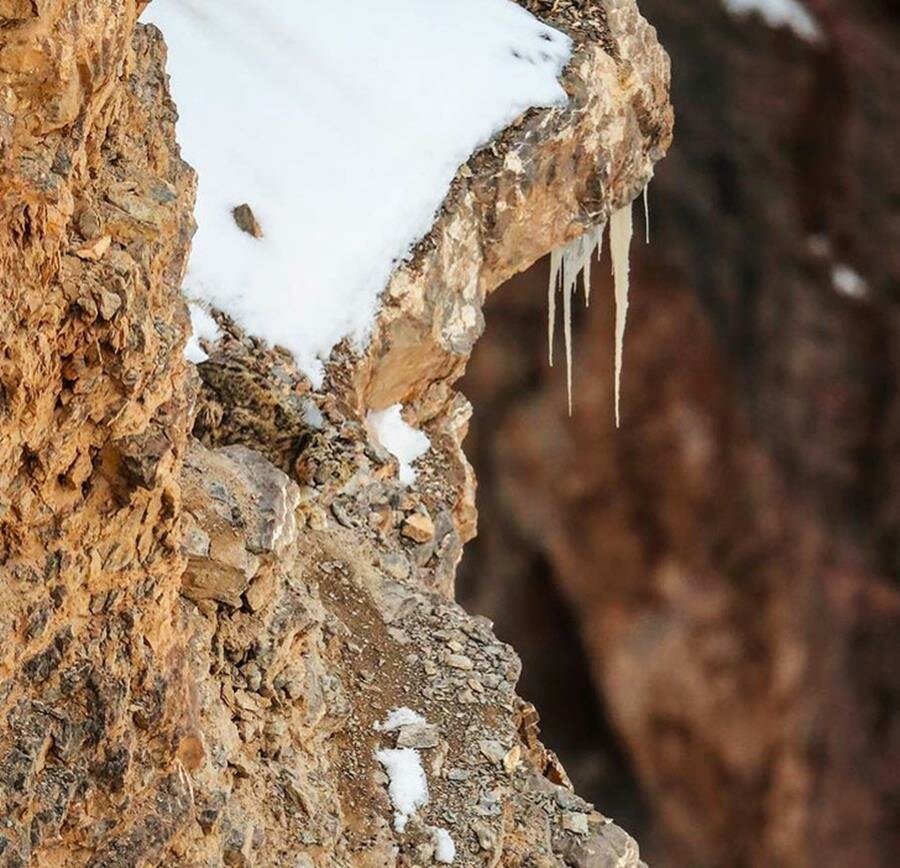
[403,510,436,543]
[72,233,111,261]
[0,1,670,865]
[0,6,197,864]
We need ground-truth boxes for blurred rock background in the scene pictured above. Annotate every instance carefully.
[458,2,900,866]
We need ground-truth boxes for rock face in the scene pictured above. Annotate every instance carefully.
[0,4,196,863]
[458,1,900,866]
[0,1,671,866]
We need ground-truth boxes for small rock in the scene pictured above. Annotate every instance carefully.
[503,745,521,774]
[478,740,506,765]
[73,234,111,261]
[97,288,121,320]
[396,723,440,749]
[402,511,435,543]
[445,653,474,671]
[232,203,264,238]
[561,812,590,836]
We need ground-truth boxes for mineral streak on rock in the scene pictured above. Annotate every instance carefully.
[0,0,671,864]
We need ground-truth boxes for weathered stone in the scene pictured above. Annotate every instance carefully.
[396,723,440,750]
[232,203,263,239]
[561,811,590,836]
[0,1,671,865]
[402,511,436,543]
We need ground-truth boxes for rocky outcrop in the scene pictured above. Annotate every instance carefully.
[0,5,196,863]
[0,1,671,865]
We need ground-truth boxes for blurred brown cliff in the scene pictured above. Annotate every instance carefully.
[459,2,900,866]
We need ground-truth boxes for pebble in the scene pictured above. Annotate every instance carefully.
[97,288,121,320]
[478,740,506,765]
[445,654,474,671]
[561,812,590,836]
[502,745,521,774]
[73,235,111,261]
[396,723,440,749]
[402,512,435,543]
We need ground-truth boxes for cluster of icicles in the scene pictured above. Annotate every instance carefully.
[548,187,648,426]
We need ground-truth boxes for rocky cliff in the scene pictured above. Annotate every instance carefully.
[0,1,671,865]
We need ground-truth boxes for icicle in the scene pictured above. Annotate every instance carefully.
[563,256,574,415]
[548,249,561,367]
[584,225,603,307]
[610,202,634,428]
[546,224,605,411]
[643,183,651,245]
[583,251,592,308]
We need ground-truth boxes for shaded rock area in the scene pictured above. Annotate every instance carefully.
[458,1,900,867]
[0,1,671,866]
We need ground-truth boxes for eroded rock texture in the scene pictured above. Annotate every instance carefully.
[459,2,900,867]
[0,4,196,863]
[0,0,671,866]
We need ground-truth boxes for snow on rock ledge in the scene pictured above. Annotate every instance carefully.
[354,0,673,414]
[144,0,572,386]
[150,0,671,423]
[0,0,671,864]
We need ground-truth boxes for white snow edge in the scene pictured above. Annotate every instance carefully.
[367,405,431,486]
[144,0,572,385]
[185,302,222,363]
[375,747,430,834]
[374,707,427,732]
[431,826,456,863]
[723,0,822,42]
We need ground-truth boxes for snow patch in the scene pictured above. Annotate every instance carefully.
[185,302,222,364]
[367,405,431,486]
[431,826,456,863]
[723,0,822,42]
[143,0,572,385]
[832,264,868,300]
[375,748,429,833]
[374,707,427,732]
